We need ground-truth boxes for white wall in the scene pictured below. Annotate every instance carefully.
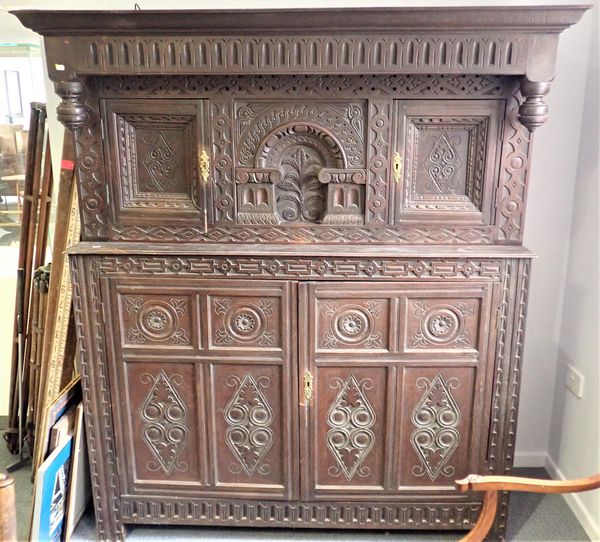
[547,2,600,538]
[2,0,598,531]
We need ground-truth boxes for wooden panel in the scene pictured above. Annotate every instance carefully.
[397,367,477,489]
[104,99,207,226]
[210,363,287,493]
[394,100,503,225]
[311,366,390,494]
[207,292,283,352]
[401,291,488,357]
[123,362,203,487]
[315,295,392,354]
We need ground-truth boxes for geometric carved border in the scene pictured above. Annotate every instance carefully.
[96,74,515,100]
[120,497,483,529]
[97,256,505,282]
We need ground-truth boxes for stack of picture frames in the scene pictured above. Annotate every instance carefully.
[30,128,82,476]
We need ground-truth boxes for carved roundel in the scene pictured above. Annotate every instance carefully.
[421,306,462,344]
[138,301,177,340]
[333,306,373,344]
[226,305,266,342]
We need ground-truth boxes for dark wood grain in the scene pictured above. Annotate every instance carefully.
[15,6,588,541]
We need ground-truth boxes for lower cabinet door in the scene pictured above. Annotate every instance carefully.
[102,277,298,500]
[299,281,499,501]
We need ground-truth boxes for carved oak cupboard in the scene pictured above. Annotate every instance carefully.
[15,6,587,541]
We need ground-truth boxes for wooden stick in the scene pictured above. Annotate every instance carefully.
[5,103,46,455]
[456,473,600,494]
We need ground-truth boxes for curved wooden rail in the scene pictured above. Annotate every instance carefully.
[456,473,600,542]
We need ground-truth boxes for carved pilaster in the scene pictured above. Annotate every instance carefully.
[518,79,551,132]
[55,81,88,133]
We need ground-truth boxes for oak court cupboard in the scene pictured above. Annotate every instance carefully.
[14,6,589,540]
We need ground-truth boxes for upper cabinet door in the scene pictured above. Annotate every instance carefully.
[104,99,208,229]
[394,100,504,225]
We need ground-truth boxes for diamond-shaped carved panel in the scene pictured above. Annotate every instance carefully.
[223,373,275,476]
[410,374,461,480]
[326,374,376,480]
[140,370,189,475]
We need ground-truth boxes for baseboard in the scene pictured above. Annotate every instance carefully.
[545,454,600,541]
[514,451,547,467]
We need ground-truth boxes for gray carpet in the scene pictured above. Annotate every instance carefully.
[0,440,589,542]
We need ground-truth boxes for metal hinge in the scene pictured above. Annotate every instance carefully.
[393,152,403,183]
[303,370,314,402]
[198,148,210,183]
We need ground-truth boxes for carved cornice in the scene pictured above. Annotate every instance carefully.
[13,7,587,35]
[13,7,588,82]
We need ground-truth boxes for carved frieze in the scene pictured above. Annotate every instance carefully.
[98,256,504,281]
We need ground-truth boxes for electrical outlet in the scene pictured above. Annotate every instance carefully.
[566,364,585,399]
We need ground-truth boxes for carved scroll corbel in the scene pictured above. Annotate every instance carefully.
[518,78,551,132]
[319,168,366,225]
[55,80,88,133]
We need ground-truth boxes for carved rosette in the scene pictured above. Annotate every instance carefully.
[411,374,461,480]
[326,374,376,480]
[224,373,274,476]
[140,371,189,475]
[125,296,189,345]
[410,301,474,349]
[213,297,277,347]
[320,300,384,349]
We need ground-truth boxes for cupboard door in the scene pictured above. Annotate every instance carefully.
[299,281,498,500]
[103,99,208,228]
[394,100,503,225]
[102,277,298,500]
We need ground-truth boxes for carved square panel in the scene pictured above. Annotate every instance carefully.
[105,99,205,224]
[402,296,483,355]
[124,363,202,486]
[397,367,476,489]
[117,292,195,350]
[315,297,390,353]
[208,294,282,351]
[210,364,287,492]
[395,100,503,225]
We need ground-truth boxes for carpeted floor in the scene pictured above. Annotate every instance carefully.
[0,441,589,541]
